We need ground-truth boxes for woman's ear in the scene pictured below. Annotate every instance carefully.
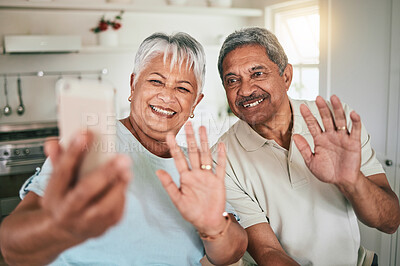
[191,93,204,114]
[282,64,293,91]
[130,73,135,94]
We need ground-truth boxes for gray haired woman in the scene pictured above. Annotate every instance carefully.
[0,32,247,266]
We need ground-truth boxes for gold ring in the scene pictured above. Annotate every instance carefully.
[200,164,212,170]
[337,126,347,131]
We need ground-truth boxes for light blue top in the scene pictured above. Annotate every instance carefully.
[21,121,205,266]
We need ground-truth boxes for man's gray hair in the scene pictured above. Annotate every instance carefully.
[218,27,288,80]
[133,32,206,94]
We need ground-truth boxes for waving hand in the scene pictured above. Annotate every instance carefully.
[293,95,362,187]
[156,122,228,235]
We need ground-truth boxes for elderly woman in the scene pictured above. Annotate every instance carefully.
[0,32,247,265]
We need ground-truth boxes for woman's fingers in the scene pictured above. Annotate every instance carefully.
[43,132,93,206]
[166,133,189,175]
[156,169,181,206]
[185,122,200,169]
[215,142,227,180]
[63,155,132,214]
[199,126,213,170]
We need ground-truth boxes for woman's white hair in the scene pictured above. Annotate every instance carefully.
[133,32,206,95]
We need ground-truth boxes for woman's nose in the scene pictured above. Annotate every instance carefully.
[157,87,176,103]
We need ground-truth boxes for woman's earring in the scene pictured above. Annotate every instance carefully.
[189,113,194,119]
[128,96,132,102]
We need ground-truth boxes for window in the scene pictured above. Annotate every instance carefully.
[266,0,319,100]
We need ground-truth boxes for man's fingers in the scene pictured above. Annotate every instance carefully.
[316,96,335,132]
[330,95,347,132]
[349,111,362,141]
[215,143,227,180]
[185,122,200,169]
[156,169,181,206]
[166,133,189,175]
[293,134,313,166]
[300,104,322,138]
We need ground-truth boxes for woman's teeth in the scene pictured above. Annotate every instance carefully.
[243,98,264,108]
[151,105,175,116]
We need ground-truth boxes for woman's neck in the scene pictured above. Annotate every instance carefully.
[120,117,172,158]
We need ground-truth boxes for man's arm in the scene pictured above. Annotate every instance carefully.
[246,223,299,266]
[293,95,400,234]
[0,132,132,266]
[337,172,400,233]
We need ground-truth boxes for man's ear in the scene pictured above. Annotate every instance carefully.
[191,93,204,114]
[282,64,293,91]
[130,73,135,94]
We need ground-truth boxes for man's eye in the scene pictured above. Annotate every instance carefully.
[227,78,238,84]
[253,72,264,77]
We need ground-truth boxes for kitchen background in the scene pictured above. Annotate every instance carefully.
[0,0,399,265]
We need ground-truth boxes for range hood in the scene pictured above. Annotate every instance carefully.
[4,35,81,54]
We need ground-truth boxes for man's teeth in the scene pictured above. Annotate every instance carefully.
[151,105,175,116]
[243,98,264,108]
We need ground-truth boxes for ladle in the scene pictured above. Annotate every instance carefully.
[16,76,25,116]
[3,76,12,116]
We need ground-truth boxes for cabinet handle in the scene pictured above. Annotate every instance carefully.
[385,160,393,166]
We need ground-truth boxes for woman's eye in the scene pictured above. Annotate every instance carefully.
[178,87,190,93]
[150,80,163,85]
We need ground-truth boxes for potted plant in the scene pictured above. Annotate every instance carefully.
[92,11,124,46]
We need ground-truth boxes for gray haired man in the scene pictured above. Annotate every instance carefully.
[214,27,400,265]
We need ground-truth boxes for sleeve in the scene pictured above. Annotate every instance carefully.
[211,142,268,229]
[19,157,53,199]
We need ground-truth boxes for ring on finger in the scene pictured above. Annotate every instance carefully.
[200,164,212,171]
[336,126,347,131]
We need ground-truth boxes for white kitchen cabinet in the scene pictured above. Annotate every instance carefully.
[0,0,262,16]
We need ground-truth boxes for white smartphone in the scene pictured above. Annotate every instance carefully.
[56,78,117,178]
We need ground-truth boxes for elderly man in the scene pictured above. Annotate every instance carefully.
[213,27,400,265]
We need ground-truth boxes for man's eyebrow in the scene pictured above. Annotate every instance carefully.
[224,72,237,79]
[251,65,266,71]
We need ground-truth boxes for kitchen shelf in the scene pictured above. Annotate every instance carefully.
[0,1,263,17]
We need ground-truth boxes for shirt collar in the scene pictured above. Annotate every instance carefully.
[234,98,318,152]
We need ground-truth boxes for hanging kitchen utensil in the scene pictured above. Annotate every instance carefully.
[3,76,12,116]
[16,76,25,116]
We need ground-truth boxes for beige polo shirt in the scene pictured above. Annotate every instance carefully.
[213,98,384,265]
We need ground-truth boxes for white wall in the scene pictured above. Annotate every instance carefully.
[319,0,399,264]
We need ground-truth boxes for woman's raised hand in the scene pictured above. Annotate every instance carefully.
[156,122,228,236]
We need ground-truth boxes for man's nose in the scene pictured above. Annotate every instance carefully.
[238,78,257,97]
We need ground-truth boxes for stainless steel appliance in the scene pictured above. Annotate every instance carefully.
[0,122,58,219]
